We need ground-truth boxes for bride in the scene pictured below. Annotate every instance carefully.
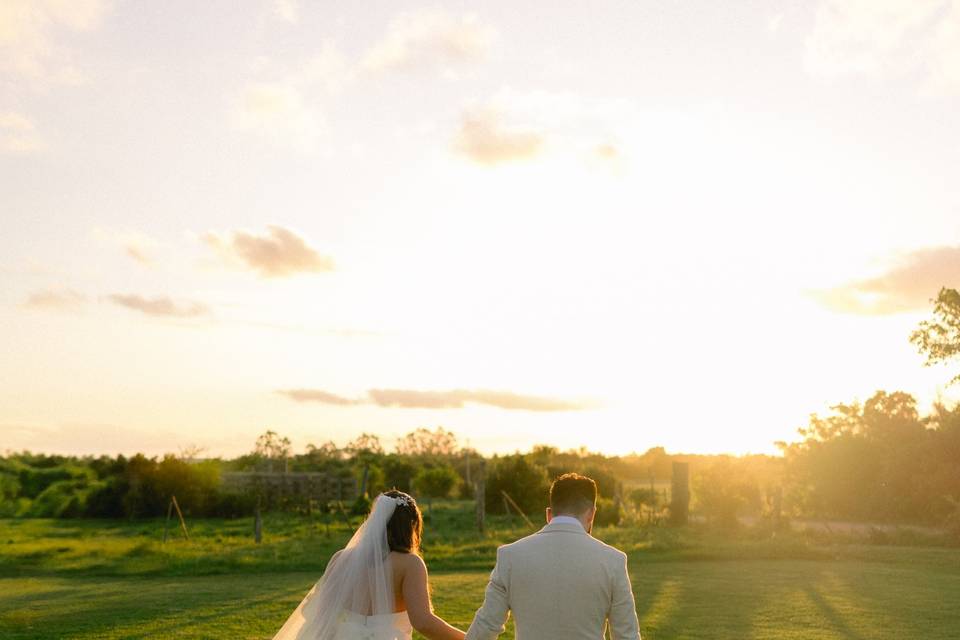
[272,490,466,640]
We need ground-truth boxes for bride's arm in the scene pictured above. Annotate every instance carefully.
[401,554,465,640]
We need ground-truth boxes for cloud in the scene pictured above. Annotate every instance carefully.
[0,0,109,84]
[370,388,590,411]
[293,44,351,94]
[0,111,43,153]
[272,0,299,24]
[20,288,86,312]
[108,294,210,318]
[804,0,960,92]
[810,245,960,314]
[92,228,161,265]
[231,81,323,150]
[452,89,635,167]
[454,107,545,165]
[1,422,191,457]
[362,10,495,74]
[278,387,592,411]
[276,389,361,405]
[202,225,334,278]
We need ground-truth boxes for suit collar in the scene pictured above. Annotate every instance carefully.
[538,520,588,536]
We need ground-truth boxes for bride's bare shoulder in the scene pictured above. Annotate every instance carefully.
[390,551,427,576]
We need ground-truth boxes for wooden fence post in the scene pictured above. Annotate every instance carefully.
[170,495,190,540]
[162,499,173,543]
[254,494,263,544]
[475,478,485,534]
[669,462,689,526]
[501,490,535,529]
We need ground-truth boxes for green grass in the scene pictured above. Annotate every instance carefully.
[2,503,960,639]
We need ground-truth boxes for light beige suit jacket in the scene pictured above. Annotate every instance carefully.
[465,521,642,640]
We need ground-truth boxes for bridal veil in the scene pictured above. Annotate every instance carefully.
[272,494,400,640]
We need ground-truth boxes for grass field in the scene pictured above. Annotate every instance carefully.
[3,503,959,639]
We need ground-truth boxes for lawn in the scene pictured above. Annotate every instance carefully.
[2,504,959,639]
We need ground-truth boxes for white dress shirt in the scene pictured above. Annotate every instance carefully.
[549,515,585,529]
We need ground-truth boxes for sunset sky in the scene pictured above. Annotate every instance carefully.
[2,0,960,458]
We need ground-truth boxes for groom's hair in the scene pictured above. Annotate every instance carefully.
[550,473,597,516]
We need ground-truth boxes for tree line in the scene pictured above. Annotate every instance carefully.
[2,287,960,529]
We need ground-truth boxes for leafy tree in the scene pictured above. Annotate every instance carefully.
[693,458,760,529]
[395,427,458,459]
[628,487,657,511]
[345,433,385,458]
[255,430,292,472]
[911,287,960,384]
[305,441,341,461]
[779,390,936,523]
[484,455,550,518]
[414,464,460,513]
[380,455,419,493]
[415,465,459,497]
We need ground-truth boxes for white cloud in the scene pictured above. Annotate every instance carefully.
[201,225,334,278]
[231,81,323,151]
[107,294,211,318]
[92,227,162,266]
[232,10,494,148]
[277,387,593,411]
[0,0,109,84]
[272,0,299,24]
[453,89,633,167]
[454,107,545,165]
[804,0,960,92]
[0,112,33,129]
[810,245,960,315]
[0,110,43,152]
[293,43,351,94]
[362,9,495,74]
[20,288,87,312]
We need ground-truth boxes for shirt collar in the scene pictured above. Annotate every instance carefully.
[549,515,585,530]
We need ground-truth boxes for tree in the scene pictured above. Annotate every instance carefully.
[693,458,759,529]
[628,487,657,511]
[306,441,341,461]
[381,455,418,493]
[484,455,550,517]
[344,434,384,459]
[255,430,291,473]
[911,287,960,384]
[413,465,459,514]
[395,428,459,459]
[779,390,934,522]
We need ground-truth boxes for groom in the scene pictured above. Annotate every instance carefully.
[465,473,642,639]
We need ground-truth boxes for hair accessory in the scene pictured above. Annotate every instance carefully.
[391,494,412,507]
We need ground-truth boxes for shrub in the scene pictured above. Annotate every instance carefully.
[414,465,460,501]
[484,455,550,517]
[594,497,623,527]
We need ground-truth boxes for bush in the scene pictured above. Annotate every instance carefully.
[414,465,460,501]
[594,497,623,527]
[208,491,256,518]
[694,459,760,529]
[485,455,550,517]
[381,456,419,493]
[350,494,372,516]
[84,478,128,518]
[27,479,91,517]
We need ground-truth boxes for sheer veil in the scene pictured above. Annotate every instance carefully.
[272,494,400,640]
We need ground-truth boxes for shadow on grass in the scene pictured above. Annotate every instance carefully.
[0,575,318,640]
[802,582,868,640]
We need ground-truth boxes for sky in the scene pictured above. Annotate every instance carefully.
[2,0,960,459]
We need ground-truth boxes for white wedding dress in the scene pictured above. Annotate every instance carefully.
[272,495,414,640]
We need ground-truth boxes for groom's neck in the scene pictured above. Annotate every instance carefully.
[547,510,593,533]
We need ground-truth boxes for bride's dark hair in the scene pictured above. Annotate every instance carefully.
[383,489,422,554]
